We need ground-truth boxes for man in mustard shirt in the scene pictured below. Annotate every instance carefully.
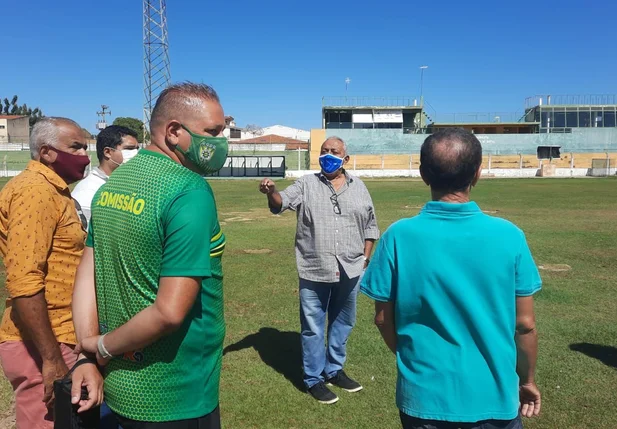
[0,117,103,429]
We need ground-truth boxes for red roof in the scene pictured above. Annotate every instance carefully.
[0,115,27,120]
[238,134,307,144]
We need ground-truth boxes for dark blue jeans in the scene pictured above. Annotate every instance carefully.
[299,270,361,389]
[400,413,523,429]
[101,401,122,429]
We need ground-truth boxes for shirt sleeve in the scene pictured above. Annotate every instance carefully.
[160,188,216,278]
[515,230,542,297]
[85,218,94,248]
[5,185,58,298]
[360,232,396,302]
[272,178,304,214]
[363,186,380,240]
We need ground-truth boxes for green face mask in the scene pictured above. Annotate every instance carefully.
[176,124,229,175]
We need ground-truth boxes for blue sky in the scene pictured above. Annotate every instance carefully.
[2,0,616,133]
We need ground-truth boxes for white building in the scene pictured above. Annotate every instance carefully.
[262,125,309,141]
[222,115,310,142]
[0,115,29,144]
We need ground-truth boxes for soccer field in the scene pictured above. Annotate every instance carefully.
[1,177,617,428]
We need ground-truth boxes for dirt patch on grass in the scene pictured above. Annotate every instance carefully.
[539,264,572,272]
[483,210,500,214]
[220,209,273,223]
[225,217,253,222]
[404,205,423,209]
[243,249,273,254]
[0,401,15,429]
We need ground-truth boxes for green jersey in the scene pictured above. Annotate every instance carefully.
[86,150,226,422]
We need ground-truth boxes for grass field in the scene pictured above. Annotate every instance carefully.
[1,177,617,428]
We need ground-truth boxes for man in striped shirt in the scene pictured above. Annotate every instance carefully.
[260,136,380,404]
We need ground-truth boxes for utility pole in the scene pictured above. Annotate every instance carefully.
[419,66,428,106]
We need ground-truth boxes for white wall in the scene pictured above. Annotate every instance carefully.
[285,168,614,179]
[0,120,8,142]
[229,143,287,152]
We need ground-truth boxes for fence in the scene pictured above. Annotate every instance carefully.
[227,147,309,171]
[0,148,310,179]
[206,156,286,178]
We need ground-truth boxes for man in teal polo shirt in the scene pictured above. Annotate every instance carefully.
[72,82,228,429]
[361,128,542,429]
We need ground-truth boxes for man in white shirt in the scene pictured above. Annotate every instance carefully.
[73,125,139,224]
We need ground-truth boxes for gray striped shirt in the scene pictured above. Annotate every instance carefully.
[273,171,380,283]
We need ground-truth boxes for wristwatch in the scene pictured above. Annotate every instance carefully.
[363,256,370,265]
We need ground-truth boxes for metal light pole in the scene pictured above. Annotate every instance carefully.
[345,77,351,100]
[419,66,428,106]
[143,0,171,138]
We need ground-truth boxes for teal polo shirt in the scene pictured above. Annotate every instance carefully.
[361,201,541,423]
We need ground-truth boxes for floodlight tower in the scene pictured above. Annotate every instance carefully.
[143,0,171,137]
[96,105,111,130]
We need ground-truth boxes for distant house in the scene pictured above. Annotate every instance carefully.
[224,116,244,140]
[0,115,29,144]
[229,134,309,152]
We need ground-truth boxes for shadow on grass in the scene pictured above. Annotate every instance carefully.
[569,343,617,369]
[224,327,304,392]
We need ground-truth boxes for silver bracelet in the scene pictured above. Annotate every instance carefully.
[97,334,113,359]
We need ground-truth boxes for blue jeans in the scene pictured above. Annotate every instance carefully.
[400,413,523,429]
[101,401,122,429]
[299,270,360,389]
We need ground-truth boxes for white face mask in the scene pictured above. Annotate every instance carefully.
[120,149,139,164]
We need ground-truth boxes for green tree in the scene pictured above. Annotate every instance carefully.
[1,95,44,126]
[112,117,150,143]
[81,128,94,139]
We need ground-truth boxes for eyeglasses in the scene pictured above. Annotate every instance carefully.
[330,193,341,215]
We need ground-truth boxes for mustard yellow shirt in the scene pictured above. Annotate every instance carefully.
[0,161,86,344]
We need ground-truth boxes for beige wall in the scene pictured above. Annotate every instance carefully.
[4,117,30,143]
[309,129,326,168]
[339,152,616,170]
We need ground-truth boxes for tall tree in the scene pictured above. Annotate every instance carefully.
[81,128,94,139]
[112,117,150,143]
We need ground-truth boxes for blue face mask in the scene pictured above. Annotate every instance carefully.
[319,154,345,174]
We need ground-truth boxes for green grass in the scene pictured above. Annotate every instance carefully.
[2,177,617,428]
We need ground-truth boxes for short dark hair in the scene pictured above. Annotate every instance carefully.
[96,125,138,162]
[150,82,220,129]
[420,128,483,192]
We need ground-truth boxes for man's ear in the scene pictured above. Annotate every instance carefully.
[419,164,430,186]
[165,121,183,147]
[39,144,55,164]
[471,164,482,187]
[102,146,113,161]
[343,155,350,165]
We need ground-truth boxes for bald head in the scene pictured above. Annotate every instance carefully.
[420,128,482,192]
[150,82,221,135]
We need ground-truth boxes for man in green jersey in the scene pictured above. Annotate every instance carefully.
[72,82,228,429]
